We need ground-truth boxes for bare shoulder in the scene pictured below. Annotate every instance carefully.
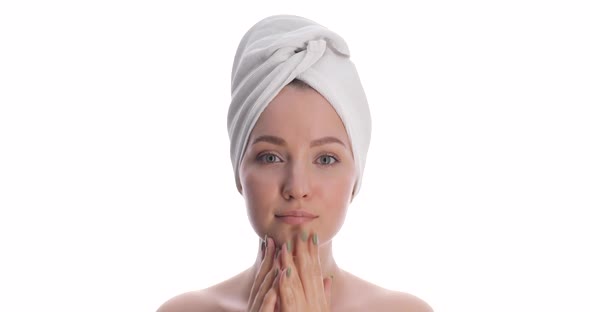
[156,271,249,312]
[340,271,433,312]
[156,290,219,312]
[373,289,433,312]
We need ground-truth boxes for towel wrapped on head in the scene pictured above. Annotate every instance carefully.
[227,15,371,199]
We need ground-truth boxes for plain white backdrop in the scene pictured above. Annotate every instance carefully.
[1,1,589,311]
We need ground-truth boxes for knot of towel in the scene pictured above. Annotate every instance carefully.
[227,15,371,199]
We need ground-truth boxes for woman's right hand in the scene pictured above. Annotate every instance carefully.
[248,236,281,312]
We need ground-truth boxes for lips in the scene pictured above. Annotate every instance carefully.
[275,210,318,225]
[275,210,318,218]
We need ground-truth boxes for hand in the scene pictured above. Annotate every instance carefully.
[276,232,332,312]
[247,236,281,312]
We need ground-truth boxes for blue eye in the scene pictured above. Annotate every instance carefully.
[257,153,282,164]
[317,155,338,166]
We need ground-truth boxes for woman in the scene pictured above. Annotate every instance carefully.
[159,15,432,311]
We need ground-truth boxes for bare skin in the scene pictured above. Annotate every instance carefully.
[157,239,432,312]
[158,85,433,312]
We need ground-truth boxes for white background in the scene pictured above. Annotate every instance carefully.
[1,1,589,311]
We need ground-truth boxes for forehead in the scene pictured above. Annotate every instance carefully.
[250,86,351,147]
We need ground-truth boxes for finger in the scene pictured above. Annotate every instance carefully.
[293,230,309,259]
[247,236,275,306]
[280,241,304,293]
[248,236,272,300]
[293,231,324,302]
[323,276,333,307]
[251,256,280,311]
[278,241,307,307]
[278,267,297,312]
[270,266,282,312]
[259,286,278,312]
[310,232,325,294]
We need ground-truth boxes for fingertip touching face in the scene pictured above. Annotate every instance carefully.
[238,84,356,247]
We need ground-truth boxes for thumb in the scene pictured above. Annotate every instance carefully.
[323,275,333,307]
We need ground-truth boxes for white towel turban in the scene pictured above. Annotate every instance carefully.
[227,15,371,199]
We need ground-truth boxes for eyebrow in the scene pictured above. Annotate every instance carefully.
[252,135,346,148]
[310,136,346,147]
[252,135,286,146]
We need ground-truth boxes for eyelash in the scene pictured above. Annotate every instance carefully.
[255,152,340,167]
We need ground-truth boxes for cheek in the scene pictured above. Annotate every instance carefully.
[324,178,354,214]
[314,174,354,243]
[241,168,281,219]
[318,167,355,218]
[321,165,356,203]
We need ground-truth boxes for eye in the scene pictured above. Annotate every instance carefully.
[316,154,339,166]
[256,153,282,164]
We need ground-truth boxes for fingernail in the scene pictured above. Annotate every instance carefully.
[287,267,292,277]
[286,241,292,252]
[261,234,267,252]
[300,231,308,242]
[312,233,318,245]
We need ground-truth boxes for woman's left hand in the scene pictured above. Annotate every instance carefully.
[276,232,333,312]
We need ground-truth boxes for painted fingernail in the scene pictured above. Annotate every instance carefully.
[300,231,308,242]
[287,267,292,277]
[312,233,318,245]
[286,241,292,252]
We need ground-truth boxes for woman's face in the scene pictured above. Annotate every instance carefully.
[239,85,356,247]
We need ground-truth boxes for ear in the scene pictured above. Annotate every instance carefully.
[349,180,358,203]
[236,167,244,195]
[237,182,243,195]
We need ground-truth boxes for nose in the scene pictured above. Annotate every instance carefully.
[281,161,311,200]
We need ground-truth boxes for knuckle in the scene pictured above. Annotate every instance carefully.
[297,256,310,271]
[281,287,295,306]
[311,258,321,274]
